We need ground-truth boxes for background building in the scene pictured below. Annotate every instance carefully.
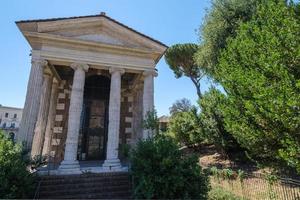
[158,115,170,132]
[0,105,23,140]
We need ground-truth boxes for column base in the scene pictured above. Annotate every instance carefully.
[102,158,122,171]
[58,160,81,174]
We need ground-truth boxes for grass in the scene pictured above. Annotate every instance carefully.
[209,186,244,200]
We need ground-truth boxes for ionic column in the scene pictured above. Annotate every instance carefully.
[59,63,89,172]
[31,73,53,158]
[42,80,59,157]
[142,70,157,139]
[18,59,47,149]
[103,67,124,170]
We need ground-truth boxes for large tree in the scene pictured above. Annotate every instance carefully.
[165,43,205,98]
[195,0,260,77]
[169,98,192,116]
[216,1,300,172]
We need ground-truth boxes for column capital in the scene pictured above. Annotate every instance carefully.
[31,58,48,67]
[143,69,158,77]
[70,63,89,72]
[109,67,125,75]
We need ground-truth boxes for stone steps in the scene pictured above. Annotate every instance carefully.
[40,180,130,190]
[51,191,132,199]
[40,176,129,186]
[37,172,132,199]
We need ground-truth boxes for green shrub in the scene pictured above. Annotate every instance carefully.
[143,109,159,135]
[130,135,210,199]
[168,107,205,146]
[199,88,245,157]
[0,131,35,198]
[209,187,243,200]
[119,143,131,159]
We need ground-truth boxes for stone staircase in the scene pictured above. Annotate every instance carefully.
[36,172,132,199]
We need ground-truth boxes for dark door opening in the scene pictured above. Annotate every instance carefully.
[78,75,110,161]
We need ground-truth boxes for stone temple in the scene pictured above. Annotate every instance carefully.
[16,12,167,174]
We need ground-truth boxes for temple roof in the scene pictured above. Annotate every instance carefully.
[16,12,168,49]
[16,12,168,69]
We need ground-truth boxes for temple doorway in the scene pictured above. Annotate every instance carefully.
[78,75,110,161]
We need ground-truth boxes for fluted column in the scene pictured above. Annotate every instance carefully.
[142,70,157,139]
[59,63,89,172]
[31,73,53,158]
[18,59,47,149]
[42,80,59,157]
[103,67,124,170]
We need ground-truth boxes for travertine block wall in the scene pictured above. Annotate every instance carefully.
[131,85,143,145]
[120,96,133,145]
[47,73,144,164]
[50,82,71,164]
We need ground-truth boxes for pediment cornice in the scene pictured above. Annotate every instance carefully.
[24,31,161,55]
[17,14,168,64]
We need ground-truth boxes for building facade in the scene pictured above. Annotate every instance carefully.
[158,115,170,132]
[16,13,167,174]
[0,105,23,140]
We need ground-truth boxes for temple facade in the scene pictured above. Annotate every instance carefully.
[16,13,167,174]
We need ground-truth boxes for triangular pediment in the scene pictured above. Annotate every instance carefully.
[45,24,150,50]
[17,14,167,53]
[74,33,125,46]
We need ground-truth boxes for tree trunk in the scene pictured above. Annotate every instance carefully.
[190,78,202,99]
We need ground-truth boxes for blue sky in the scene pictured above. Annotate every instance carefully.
[0,0,211,116]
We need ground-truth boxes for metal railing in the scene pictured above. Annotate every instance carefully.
[211,172,300,200]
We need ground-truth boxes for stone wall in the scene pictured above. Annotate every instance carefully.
[50,81,71,164]
[131,84,144,145]
[120,74,144,149]
[47,73,144,164]
[119,95,133,151]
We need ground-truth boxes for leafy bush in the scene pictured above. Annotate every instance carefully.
[130,135,210,199]
[119,143,131,160]
[168,107,205,146]
[143,109,159,135]
[209,187,242,200]
[209,167,238,181]
[0,131,35,198]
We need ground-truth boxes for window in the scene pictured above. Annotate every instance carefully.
[14,114,17,118]
[2,123,6,128]
[5,113,8,118]
[11,123,15,128]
